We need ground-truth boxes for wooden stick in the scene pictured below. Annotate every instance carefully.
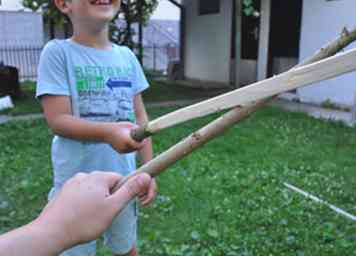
[131,27,356,142]
[118,100,269,188]
[113,27,356,191]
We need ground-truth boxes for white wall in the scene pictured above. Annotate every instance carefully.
[298,0,356,107]
[0,0,24,11]
[0,11,44,46]
[240,60,257,85]
[184,0,232,84]
[151,0,180,20]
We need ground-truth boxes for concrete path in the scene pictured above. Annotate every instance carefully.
[0,113,43,125]
[272,99,354,126]
[0,100,205,125]
[0,99,354,126]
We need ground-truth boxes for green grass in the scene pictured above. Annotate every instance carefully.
[0,79,221,116]
[0,81,42,116]
[0,107,355,255]
[142,80,223,103]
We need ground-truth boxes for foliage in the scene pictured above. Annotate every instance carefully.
[243,0,259,17]
[22,0,259,44]
[110,0,158,47]
[0,107,355,255]
[0,81,41,116]
[22,0,158,47]
[320,99,351,112]
[22,0,64,26]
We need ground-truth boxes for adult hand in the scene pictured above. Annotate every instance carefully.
[139,178,157,207]
[35,171,151,251]
[104,122,146,153]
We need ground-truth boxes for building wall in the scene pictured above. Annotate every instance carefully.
[298,0,356,107]
[184,0,232,84]
[151,0,180,20]
[0,11,43,46]
[0,11,44,80]
[0,0,24,11]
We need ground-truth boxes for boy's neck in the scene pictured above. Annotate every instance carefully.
[71,24,112,50]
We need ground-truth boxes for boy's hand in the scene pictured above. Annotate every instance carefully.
[138,178,157,207]
[104,122,146,153]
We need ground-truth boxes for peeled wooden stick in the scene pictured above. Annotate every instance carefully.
[131,28,356,142]
[113,27,356,191]
[117,100,268,189]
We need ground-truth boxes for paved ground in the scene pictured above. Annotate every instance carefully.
[0,100,206,125]
[0,113,43,125]
[0,98,354,126]
[272,98,354,126]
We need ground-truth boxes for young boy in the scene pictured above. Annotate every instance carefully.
[36,0,157,255]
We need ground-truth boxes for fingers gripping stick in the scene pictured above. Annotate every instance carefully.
[130,125,152,142]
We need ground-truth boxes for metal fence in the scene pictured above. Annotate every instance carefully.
[0,45,43,81]
[142,44,179,73]
[0,44,179,81]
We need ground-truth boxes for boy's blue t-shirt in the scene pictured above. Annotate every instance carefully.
[36,39,149,189]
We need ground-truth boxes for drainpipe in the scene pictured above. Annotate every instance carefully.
[167,0,185,79]
[257,0,271,81]
[234,0,242,88]
[138,0,144,64]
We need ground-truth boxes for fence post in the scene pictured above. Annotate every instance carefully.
[153,44,157,71]
[352,92,356,124]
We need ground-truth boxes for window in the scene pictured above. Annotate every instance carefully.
[199,0,220,15]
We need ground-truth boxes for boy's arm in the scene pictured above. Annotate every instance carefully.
[134,94,153,164]
[41,95,144,153]
[134,94,157,206]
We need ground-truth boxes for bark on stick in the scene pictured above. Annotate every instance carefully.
[116,27,356,190]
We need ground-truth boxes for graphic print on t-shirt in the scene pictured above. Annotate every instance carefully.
[74,65,136,123]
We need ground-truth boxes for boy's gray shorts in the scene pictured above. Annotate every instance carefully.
[48,188,138,256]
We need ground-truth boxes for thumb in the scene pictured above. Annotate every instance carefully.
[106,173,151,214]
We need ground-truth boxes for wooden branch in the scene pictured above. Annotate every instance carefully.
[146,48,356,133]
[114,27,356,191]
[134,100,268,177]
[118,100,269,188]
[131,27,356,142]
[297,27,356,67]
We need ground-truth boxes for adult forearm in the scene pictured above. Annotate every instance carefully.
[0,222,65,256]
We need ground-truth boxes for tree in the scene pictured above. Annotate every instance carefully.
[110,0,158,48]
[23,0,66,38]
[22,0,158,48]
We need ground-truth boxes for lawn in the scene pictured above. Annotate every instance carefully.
[0,107,355,255]
[0,79,226,115]
[0,81,42,116]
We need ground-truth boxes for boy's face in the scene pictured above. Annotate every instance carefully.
[56,0,121,25]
